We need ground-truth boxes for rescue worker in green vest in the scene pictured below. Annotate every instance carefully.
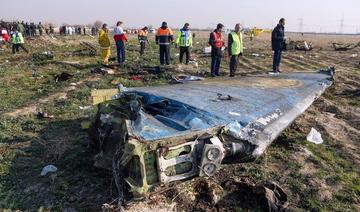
[228,24,244,77]
[11,28,28,54]
[175,23,193,64]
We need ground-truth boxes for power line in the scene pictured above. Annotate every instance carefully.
[298,17,304,33]
[339,15,344,34]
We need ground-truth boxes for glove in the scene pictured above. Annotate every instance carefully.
[156,41,158,45]
[239,52,243,56]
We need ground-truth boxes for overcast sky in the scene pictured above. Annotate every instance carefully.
[2,0,360,33]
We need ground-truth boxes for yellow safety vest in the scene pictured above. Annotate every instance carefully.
[230,32,243,55]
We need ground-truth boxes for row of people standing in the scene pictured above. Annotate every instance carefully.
[1,21,54,37]
[97,21,244,77]
[59,26,87,36]
[151,21,243,77]
[97,21,194,66]
[97,19,286,76]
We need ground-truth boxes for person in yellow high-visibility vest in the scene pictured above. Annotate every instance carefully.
[11,28,28,54]
[228,24,244,77]
[98,24,111,64]
[175,23,192,64]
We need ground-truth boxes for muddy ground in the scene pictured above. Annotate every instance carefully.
[0,31,359,211]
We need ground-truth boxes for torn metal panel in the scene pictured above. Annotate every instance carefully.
[90,69,334,197]
[332,42,360,51]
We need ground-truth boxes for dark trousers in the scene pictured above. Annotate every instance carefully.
[211,50,222,76]
[140,41,146,55]
[12,44,28,54]
[230,55,239,76]
[273,50,282,71]
[179,46,190,64]
[116,40,125,64]
[159,45,170,65]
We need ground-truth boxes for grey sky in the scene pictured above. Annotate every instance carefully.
[2,0,360,33]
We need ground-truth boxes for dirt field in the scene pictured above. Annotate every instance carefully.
[0,31,359,211]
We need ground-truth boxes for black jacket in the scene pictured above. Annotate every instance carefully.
[271,24,285,51]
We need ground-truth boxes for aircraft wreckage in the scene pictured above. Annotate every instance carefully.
[89,68,335,200]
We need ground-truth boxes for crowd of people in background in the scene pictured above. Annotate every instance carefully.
[1,18,287,76]
[0,21,55,38]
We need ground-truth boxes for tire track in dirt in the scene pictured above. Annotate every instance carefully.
[237,58,257,71]
[241,56,269,71]
[315,51,357,68]
[281,57,311,71]
[283,55,321,70]
[316,56,356,72]
[297,56,334,68]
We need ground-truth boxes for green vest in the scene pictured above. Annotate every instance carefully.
[230,32,243,55]
[176,30,192,47]
[11,32,24,44]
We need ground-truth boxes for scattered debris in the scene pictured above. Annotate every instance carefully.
[129,75,142,81]
[221,178,288,211]
[332,42,360,51]
[54,72,73,82]
[54,61,84,69]
[79,106,92,110]
[91,89,120,105]
[203,46,225,54]
[288,40,313,51]
[40,165,58,176]
[32,51,54,63]
[188,61,199,68]
[117,84,128,92]
[217,93,232,101]
[91,67,115,75]
[306,127,323,144]
[203,46,212,54]
[350,53,358,58]
[36,111,55,119]
[72,41,97,56]
[88,70,334,202]
[171,75,204,83]
[31,69,44,79]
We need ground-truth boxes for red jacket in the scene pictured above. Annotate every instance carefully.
[1,30,10,42]
[113,33,128,42]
